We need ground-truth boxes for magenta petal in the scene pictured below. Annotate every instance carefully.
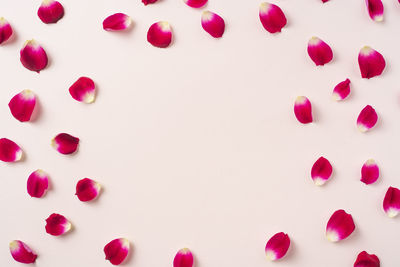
[147,21,172,48]
[20,40,48,73]
[332,79,351,101]
[326,209,355,242]
[45,213,71,236]
[8,90,36,122]
[9,240,37,264]
[360,159,379,185]
[0,17,13,45]
[294,96,313,124]
[142,0,158,5]
[69,77,96,103]
[174,248,193,267]
[366,0,384,22]
[307,37,333,66]
[27,169,49,198]
[0,138,23,162]
[265,232,290,261]
[357,105,378,132]
[383,186,400,218]
[201,11,225,38]
[259,2,287,33]
[51,133,79,155]
[183,0,207,8]
[311,156,333,186]
[76,178,101,202]
[354,251,380,267]
[358,46,385,79]
[38,0,64,24]
[104,238,130,265]
[322,0,330,2]
[103,13,132,31]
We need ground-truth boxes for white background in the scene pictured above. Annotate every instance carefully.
[0,0,400,266]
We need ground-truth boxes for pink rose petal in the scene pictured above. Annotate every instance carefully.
[294,96,313,124]
[9,240,37,264]
[354,251,380,267]
[51,133,79,155]
[383,186,400,218]
[259,2,287,34]
[174,248,193,267]
[104,238,130,265]
[360,159,379,185]
[265,232,290,261]
[69,77,96,103]
[201,11,225,38]
[332,78,351,101]
[311,156,333,186]
[147,21,172,48]
[366,0,384,22]
[326,209,355,242]
[0,17,13,45]
[307,37,333,66]
[20,40,48,73]
[8,90,36,122]
[38,0,64,24]
[27,169,49,198]
[0,138,23,162]
[358,46,385,79]
[45,213,72,236]
[183,0,207,8]
[103,13,132,31]
[76,178,101,202]
[142,0,158,5]
[357,105,378,133]
[322,0,330,2]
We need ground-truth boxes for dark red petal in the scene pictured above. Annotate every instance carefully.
[366,0,384,22]
[51,133,79,155]
[8,90,36,122]
[354,251,380,267]
[27,169,49,198]
[294,96,313,124]
[103,13,131,31]
[0,138,23,162]
[9,240,37,264]
[76,178,101,202]
[332,79,351,101]
[383,186,400,218]
[259,2,287,33]
[311,156,333,186]
[307,37,333,66]
[45,213,72,236]
[37,0,64,24]
[357,105,378,132]
[104,238,130,265]
[20,40,48,73]
[174,248,193,267]
[69,77,96,103]
[147,21,172,48]
[358,46,385,79]
[0,17,13,45]
[360,159,379,185]
[201,11,225,38]
[265,232,290,261]
[326,209,355,242]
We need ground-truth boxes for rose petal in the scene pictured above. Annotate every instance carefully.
[8,90,36,122]
[311,156,333,186]
[366,0,384,22]
[76,178,101,202]
[354,251,380,267]
[142,0,158,5]
[69,77,96,103]
[259,2,287,33]
[38,0,64,24]
[358,46,385,79]
[103,13,132,31]
[9,240,37,264]
[51,133,79,155]
[357,105,378,132]
[147,21,172,48]
[20,40,48,73]
[383,186,400,218]
[360,159,379,185]
[27,169,49,198]
[174,248,193,267]
[0,138,23,162]
[0,17,13,45]
[265,232,290,261]
[307,37,333,66]
[104,238,130,265]
[45,213,72,236]
[183,0,207,8]
[326,209,355,242]
[294,96,313,124]
[201,11,225,38]
[332,78,351,101]
[322,0,329,2]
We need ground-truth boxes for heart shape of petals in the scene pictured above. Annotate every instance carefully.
[69,77,96,103]
[27,169,49,198]
[354,251,380,267]
[38,0,64,24]
[259,2,287,33]
[265,232,290,261]
[8,90,36,122]
[311,156,333,186]
[174,248,193,267]
[51,133,79,155]
[142,0,158,5]
[104,238,130,265]
[9,240,37,264]
[0,138,23,162]
[358,46,385,79]
[332,79,351,101]
[76,178,101,202]
[294,96,313,124]
[45,213,72,236]
[326,209,355,242]
[103,13,132,31]
[201,11,225,38]
[307,37,333,66]
[183,0,207,8]
[361,159,379,185]
[383,186,400,218]
[147,21,172,48]
[0,17,13,44]
[365,0,384,22]
[357,105,377,133]
[20,40,48,73]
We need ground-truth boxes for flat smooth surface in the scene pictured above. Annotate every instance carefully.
[1,0,400,266]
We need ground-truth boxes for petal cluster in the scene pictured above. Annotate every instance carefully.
[360,159,379,185]
[365,0,384,22]
[383,186,400,218]
[307,37,333,66]
[332,79,351,101]
[20,40,48,73]
[265,232,290,261]
[259,2,287,33]
[0,17,13,44]
[294,96,313,124]
[183,0,208,8]
[358,46,385,79]
[104,238,130,265]
[174,248,194,267]
[311,156,333,186]
[45,213,72,236]
[357,105,378,133]
[51,133,80,155]
[37,0,64,24]
[69,77,96,103]
[9,240,37,264]
[147,21,172,48]
[27,169,49,198]
[354,251,380,267]
[0,138,23,162]
[76,178,101,202]
[201,11,225,38]
[8,90,36,122]
[326,209,355,242]
[103,13,132,31]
